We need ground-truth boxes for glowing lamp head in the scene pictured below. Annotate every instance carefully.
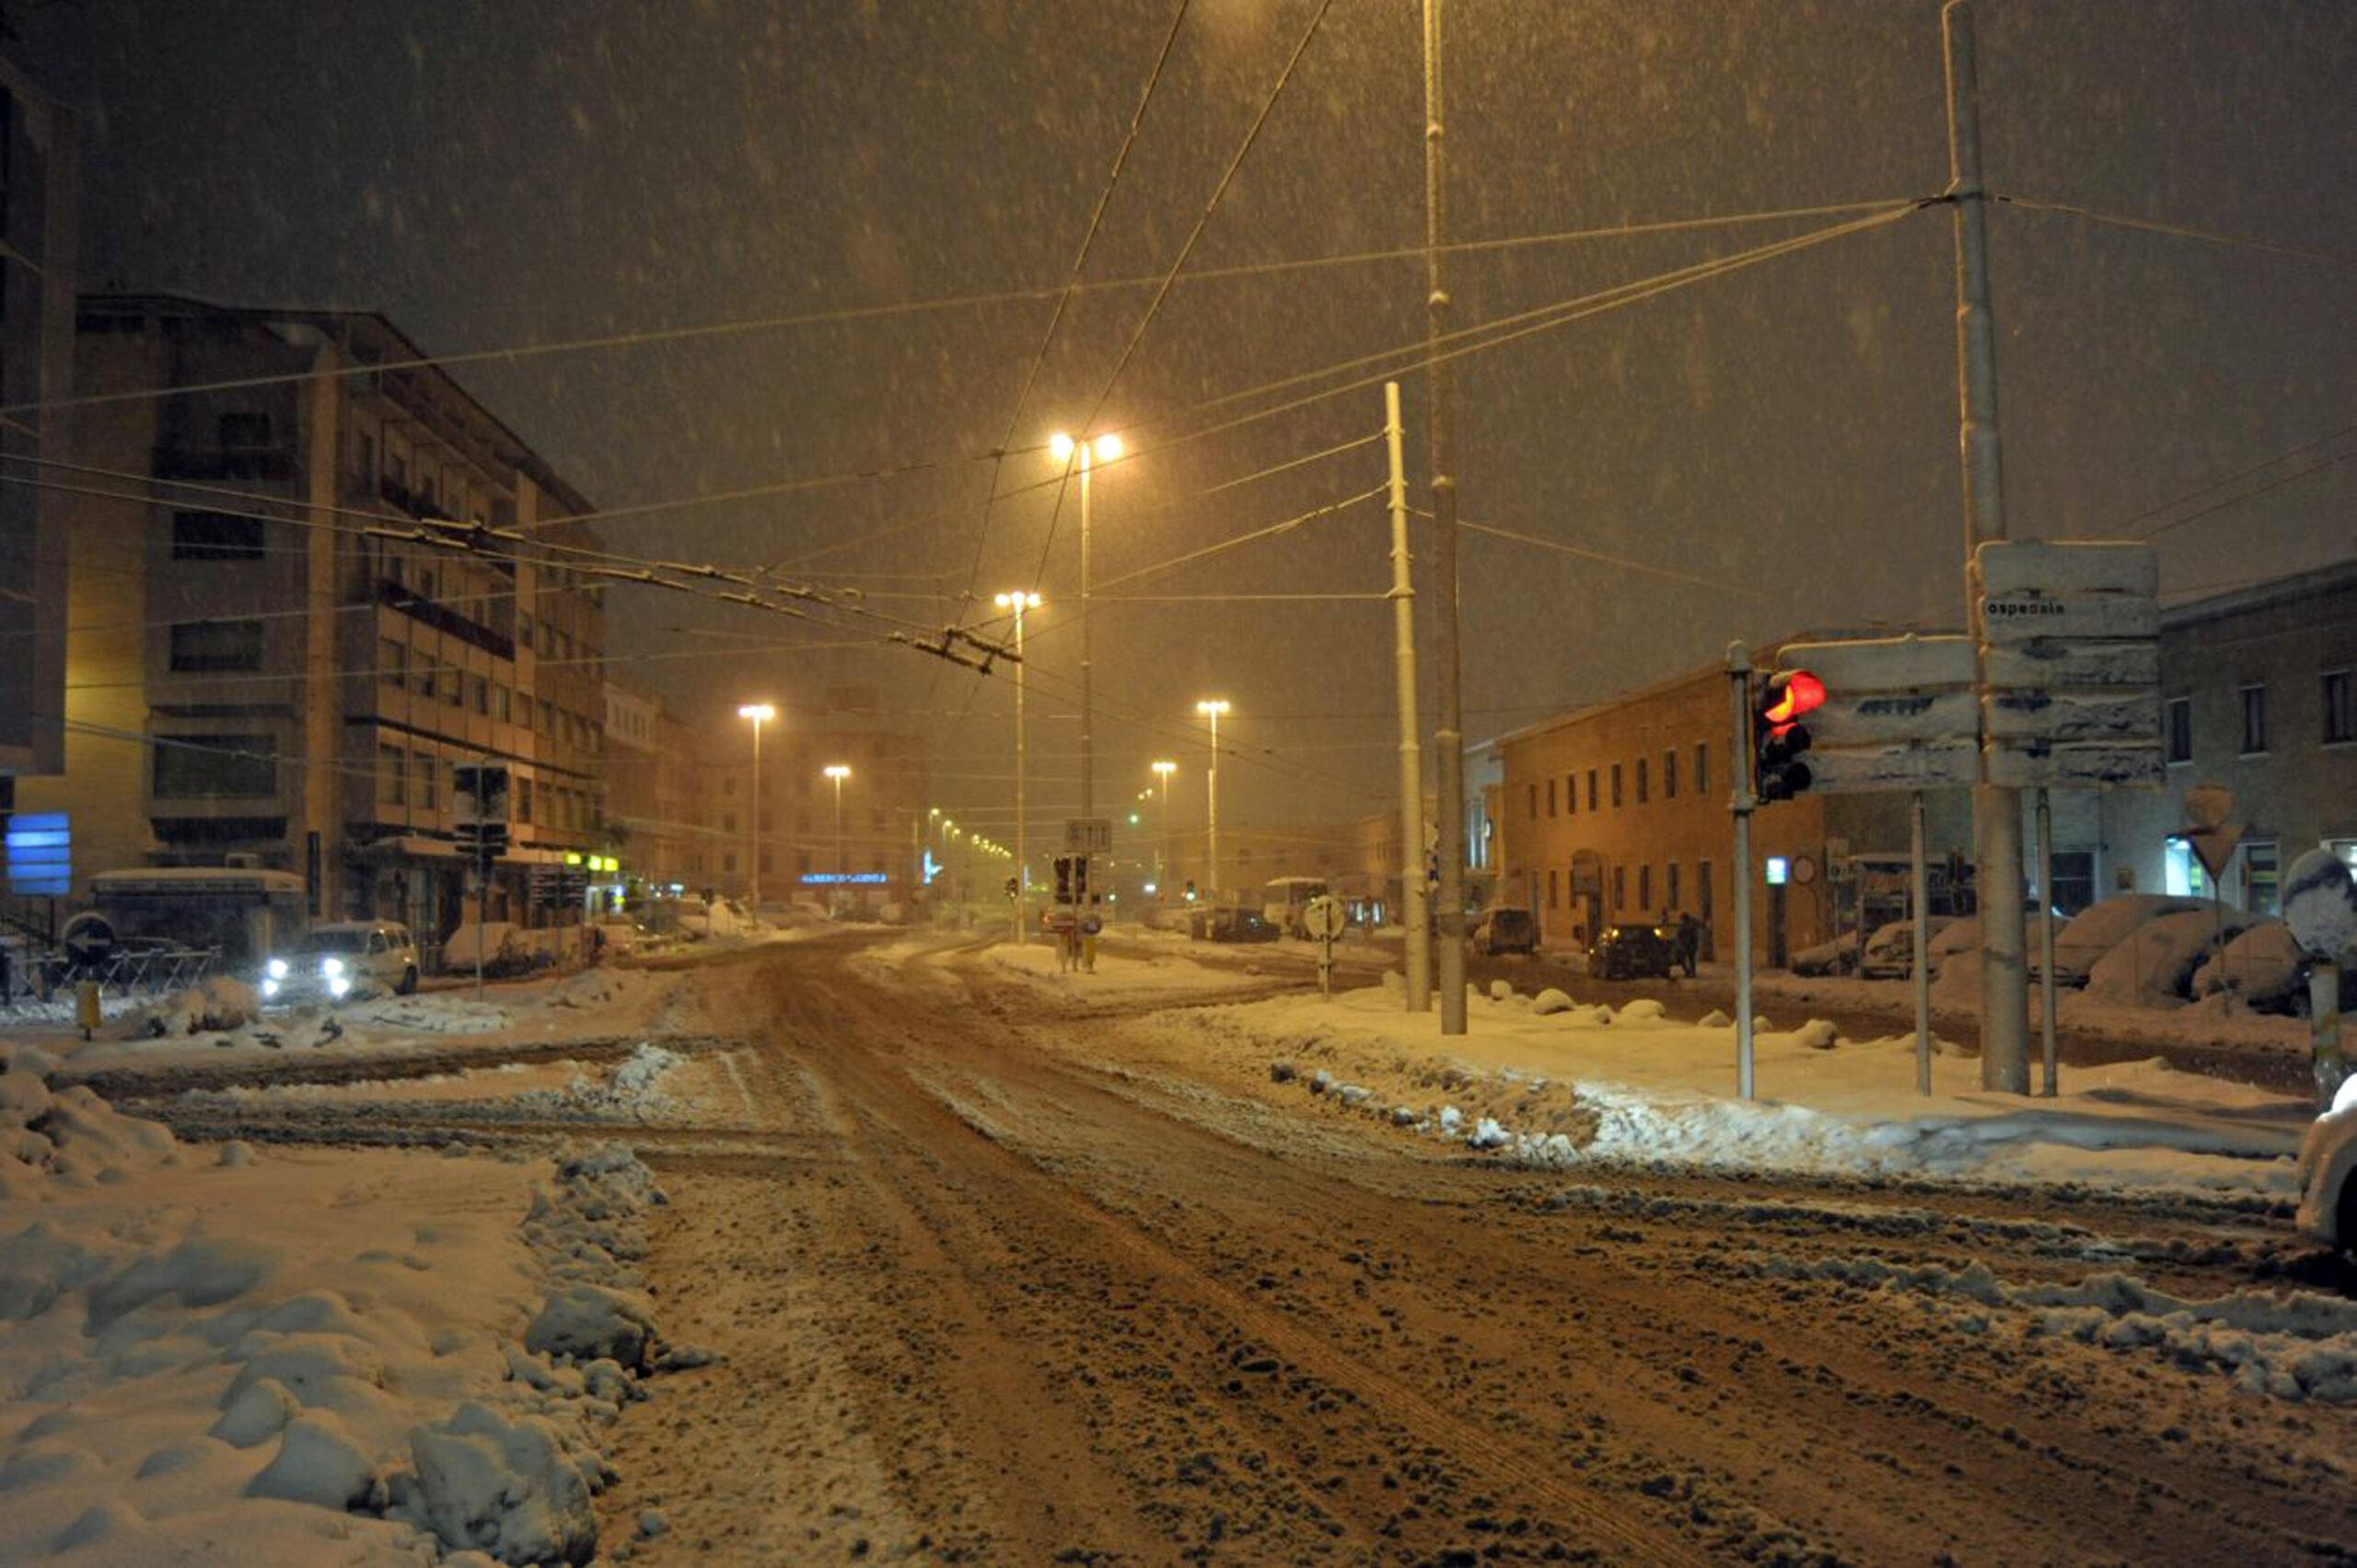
[824,764,851,782]
[1049,431,1075,463]
[737,703,774,723]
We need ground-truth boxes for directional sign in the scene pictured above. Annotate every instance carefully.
[1776,634,1977,794]
[1303,894,1347,941]
[1973,540,2162,791]
[1063,817,1112,854]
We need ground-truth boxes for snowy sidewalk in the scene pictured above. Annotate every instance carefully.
[1140,979,2317,1202]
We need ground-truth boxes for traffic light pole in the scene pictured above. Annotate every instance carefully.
[1945,0,2031,1094]
[1726,643,1757,1101]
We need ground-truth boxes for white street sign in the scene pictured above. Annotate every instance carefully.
[1303,894,1347,940]
[1064,818,1112,854]
[1807,738,1980,792]
[1974,540,2163,791]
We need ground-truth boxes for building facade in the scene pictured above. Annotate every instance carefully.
[0,62,77,790]
[17,296,608,943]
[699,711,930,907]
[2105,563,2357,909]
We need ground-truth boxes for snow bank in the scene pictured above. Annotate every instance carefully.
[0,1047,695,1564]
[134,976,261,1037]
[1143,981,2311,1202]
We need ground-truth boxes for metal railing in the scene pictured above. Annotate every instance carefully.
[0,946,221,1007]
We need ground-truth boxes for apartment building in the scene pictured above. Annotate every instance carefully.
[603,680,707,890]
[0,62,77,790]
[17,296,607,941]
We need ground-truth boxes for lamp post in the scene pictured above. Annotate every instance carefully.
[994,590,1040,942]
[824,764,851,912]
[736,703,774,917]
[1050,432,1120,831]
[1194,701,1227,901]
[1151,761,1176,893]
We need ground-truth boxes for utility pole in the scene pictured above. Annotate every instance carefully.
[1197,700,1228,902]
[1422,0,1468,1035]
[1944,0,2031,1093]
[996,592,1038,943]
[1384,381,1431,1013]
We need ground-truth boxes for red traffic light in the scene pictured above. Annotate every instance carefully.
[1763,669,1825,727]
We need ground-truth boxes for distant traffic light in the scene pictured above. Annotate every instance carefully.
[1753,668,1824,803]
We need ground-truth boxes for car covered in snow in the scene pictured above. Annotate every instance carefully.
[1469,906,1536,957]
[2038,894,2210,988]
[261,921,419,1004]
[2296,1077,2357,1252]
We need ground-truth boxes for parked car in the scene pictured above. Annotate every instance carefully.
[1788,935,1857,978]
[1859,918,1955,980]
[262,920,418,1003]
[1590,922,1678,981]
[1469,906,1536,957]
[2040,894,2209,987]
[1206,907,1279,943]
[2297,1078,2357,1253]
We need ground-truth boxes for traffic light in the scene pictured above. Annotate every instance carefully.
[1053,854,1089,903]
[1752,668,1825,803]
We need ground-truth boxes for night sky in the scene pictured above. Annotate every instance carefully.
[25,0,2357,837]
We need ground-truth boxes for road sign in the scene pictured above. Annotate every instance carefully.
[1776,634,1977,794]
[1973,540,2162,790]
[1302,894,1347,940]
[1064,817,1111,854]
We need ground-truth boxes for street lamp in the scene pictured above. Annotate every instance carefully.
[993,589,1041,943]
[736,703,775,915]
[1194,701,1227,901]
[824,764,851,913]
[1049,431,1121,835]
[1151,761,1177,893]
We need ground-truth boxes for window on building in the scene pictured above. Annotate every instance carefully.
[470,675,488,714]
[2324,670,2354,746]
[538,698,554,736]
[170,509,266,560]
[1564,773,1577,816]
[1610,763,1623,808]
[1695,742,1709,796]
[1527,783,1538,820]
[1635,758,1649,805]
[1548,867,1560,910]
[1663,749,1678,800]
[723,852,737,875]
[443,667,462,707]
[1638,864,1652,913]
[1611,864,1626,911]
[153,734,275,798]
[416,660,436,701]
[378,638,405,687]
[2165,696,2193,764]
[516,776,533,823]
[2049,851,2095,917]
[2239,683,2268,754]
[493,684,511,722]
[1585,770,1597,811]
[2243,840,2281,917]
[517,611,534,650]
[1546,778,1557,818]
[721,812,737,834]
[418,754,439,810]
[1697,861,1713,925]
[379,744,405,806]
[1666,862,1681,913]
[797,851,812,877]
[217,411,272,449]
[168,619,265,673]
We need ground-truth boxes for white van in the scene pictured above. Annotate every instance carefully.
[263,921,420,1003]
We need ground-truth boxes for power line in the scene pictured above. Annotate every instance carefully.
[1425,509,1763,598]
[954,0,1196,630]
[1991,193,2357,269]
[1089,487,1387,595]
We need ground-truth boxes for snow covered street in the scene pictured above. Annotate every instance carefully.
[5,929,2353,1564]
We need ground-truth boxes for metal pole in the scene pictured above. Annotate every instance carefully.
[2036,787,2059,1096]
[1206,706,1220,904]
[2312,960,2345,1110]
[1012,601,1028,945]
[1422,0,1469,1036]
[1728,642,1756,1100]
[475,862,486,1003]
[1911,791,1931,1096]
[1945,0,2030,1094]
[1078,447,1094,832]
[1385,381,1432,1014]
[748,714,762,917]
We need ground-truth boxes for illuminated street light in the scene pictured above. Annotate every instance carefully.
[1050,431,1125,853]
[1151,761,1177,890]
[736,703,776,914]
[824,764,852,912]
[1194,703,1227,900]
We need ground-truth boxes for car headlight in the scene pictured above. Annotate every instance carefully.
[321,957,344,979]
[261,978,280,999]
[266,958,288,980]
[328,975,350,999]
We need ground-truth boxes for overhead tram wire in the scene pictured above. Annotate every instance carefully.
[1990,194,2357,270]
[2136,446,2357,540]
[1027,0,1340,598]
[952,0,1196,628]
[8,192,1923,422]
[1411,507,1765,599]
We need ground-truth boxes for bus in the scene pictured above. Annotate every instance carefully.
[1260,877,1329,939]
